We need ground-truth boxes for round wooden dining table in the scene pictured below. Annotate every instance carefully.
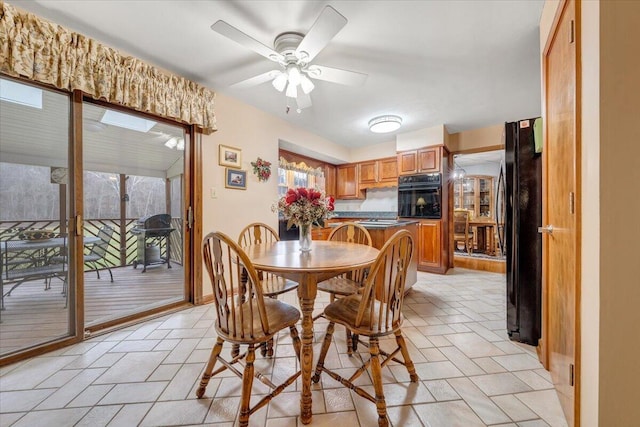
[244,240,379,424]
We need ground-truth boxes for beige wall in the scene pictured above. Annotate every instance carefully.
[200,93,345,294]
[578,0,600,425]
[350,141,396,162]
[598,0,640,425]
[448,124,504,153]
[396,125,445,151]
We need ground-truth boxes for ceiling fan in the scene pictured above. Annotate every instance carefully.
[211,5,367,111]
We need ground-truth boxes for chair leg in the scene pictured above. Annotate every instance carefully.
[369,338,389,427]
[196,337,224,398]
[395,330,419,382]
[261,295,278,358]
[238,345,256,427]
[289,325,301,361]
[346,328,353,356]
[312,322,335,383]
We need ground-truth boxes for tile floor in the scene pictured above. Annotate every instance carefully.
[0,268,568,427]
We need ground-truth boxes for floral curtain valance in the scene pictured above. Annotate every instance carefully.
[278,157,325,177]
[0,2,217,133]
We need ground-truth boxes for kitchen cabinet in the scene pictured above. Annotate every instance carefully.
[415,219,449,273]
[397,147,441,175]
[453,175,494,219]
[335,164,363,199]
[357,157,398,189]
[324,164,336,198]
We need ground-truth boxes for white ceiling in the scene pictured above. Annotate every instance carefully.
[11,0,544,149]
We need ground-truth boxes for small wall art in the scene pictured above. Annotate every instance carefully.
[225,168,247,190]
[219,144,242,169]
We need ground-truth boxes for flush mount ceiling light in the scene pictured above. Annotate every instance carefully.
[368,115,403,133]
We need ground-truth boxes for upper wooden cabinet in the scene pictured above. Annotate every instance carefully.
[324,164,337,198]
[378,157,399,183]
[397,147,442,175]
[336,164,363,199]
[357,157,398,189]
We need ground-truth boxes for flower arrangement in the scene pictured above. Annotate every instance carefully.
[250,157,272,182]
[273,187,335,229]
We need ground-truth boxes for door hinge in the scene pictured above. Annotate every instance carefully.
[569,363,575,386]
[570,20,575,44]
[569,192,575,214]
[187,206,193,230]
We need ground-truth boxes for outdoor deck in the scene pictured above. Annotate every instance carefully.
[0,264,185,356]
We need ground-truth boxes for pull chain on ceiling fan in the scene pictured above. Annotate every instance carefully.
[211,6,367,111]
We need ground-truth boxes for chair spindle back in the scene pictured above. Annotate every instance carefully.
[238,222,280,247]
[355,229,413,334]
[328,222,372,246]
[203,231,269,340]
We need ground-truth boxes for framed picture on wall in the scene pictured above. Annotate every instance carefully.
[219,144,242,168]
[225,168,247,190]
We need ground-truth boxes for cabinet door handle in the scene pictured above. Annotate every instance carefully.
[537,225,553,235]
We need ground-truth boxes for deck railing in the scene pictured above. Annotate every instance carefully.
[0,218,184,270]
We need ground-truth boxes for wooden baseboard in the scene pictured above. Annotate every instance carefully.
[453,255,506,273]
[199,293,215,305]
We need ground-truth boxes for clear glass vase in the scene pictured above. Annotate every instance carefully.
[298,223,312,252]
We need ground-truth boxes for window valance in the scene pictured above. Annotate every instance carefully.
[0,2,216,133]
[278,157,325,177]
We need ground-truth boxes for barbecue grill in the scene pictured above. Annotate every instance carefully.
[131,214,175,273]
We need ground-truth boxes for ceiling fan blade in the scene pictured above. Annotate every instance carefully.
[211,20,284,62]
[295,6,347,62]
[306,65,367,86]
[296,93,312,110]
[230,70,281,89]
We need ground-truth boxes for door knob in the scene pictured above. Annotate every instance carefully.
[537,225,554,235]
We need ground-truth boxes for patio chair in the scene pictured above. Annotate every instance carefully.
[197,231,301,427]
[312,230,418,427]
[316,222,372,355]
[84,226,115,282]
[237,222,299,357]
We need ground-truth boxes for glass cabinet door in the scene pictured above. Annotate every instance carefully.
[454,180,462,209]
[462,178,475,213]
[478,177,493,218]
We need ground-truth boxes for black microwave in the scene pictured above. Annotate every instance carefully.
[397,173,442,219]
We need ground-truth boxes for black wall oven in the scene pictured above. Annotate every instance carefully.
[398,173,442,219]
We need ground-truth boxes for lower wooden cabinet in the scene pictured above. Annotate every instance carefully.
[416,219,449,273]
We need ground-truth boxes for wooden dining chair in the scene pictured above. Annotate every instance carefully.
[453,209,473,254]
[237,222,299,357]
[312,230,418,427]
[197,231,301,427]
[316,222,372,355]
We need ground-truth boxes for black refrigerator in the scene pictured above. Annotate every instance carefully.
[504,118,542,346]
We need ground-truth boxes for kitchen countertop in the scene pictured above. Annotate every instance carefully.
[329,219,418,229]
[332,211,397,219]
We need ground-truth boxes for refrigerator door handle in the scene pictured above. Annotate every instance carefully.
[537,225,554,234]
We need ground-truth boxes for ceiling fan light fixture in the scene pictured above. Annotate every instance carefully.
[368,115,403,133]
[285,82,298,98]
[272,72,288,92]
[300,75,315,94]
[287,64,301,86]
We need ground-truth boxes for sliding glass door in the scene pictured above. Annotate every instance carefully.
[0,78,193,361]
[0,78,73,356]
[82,102,188,328]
